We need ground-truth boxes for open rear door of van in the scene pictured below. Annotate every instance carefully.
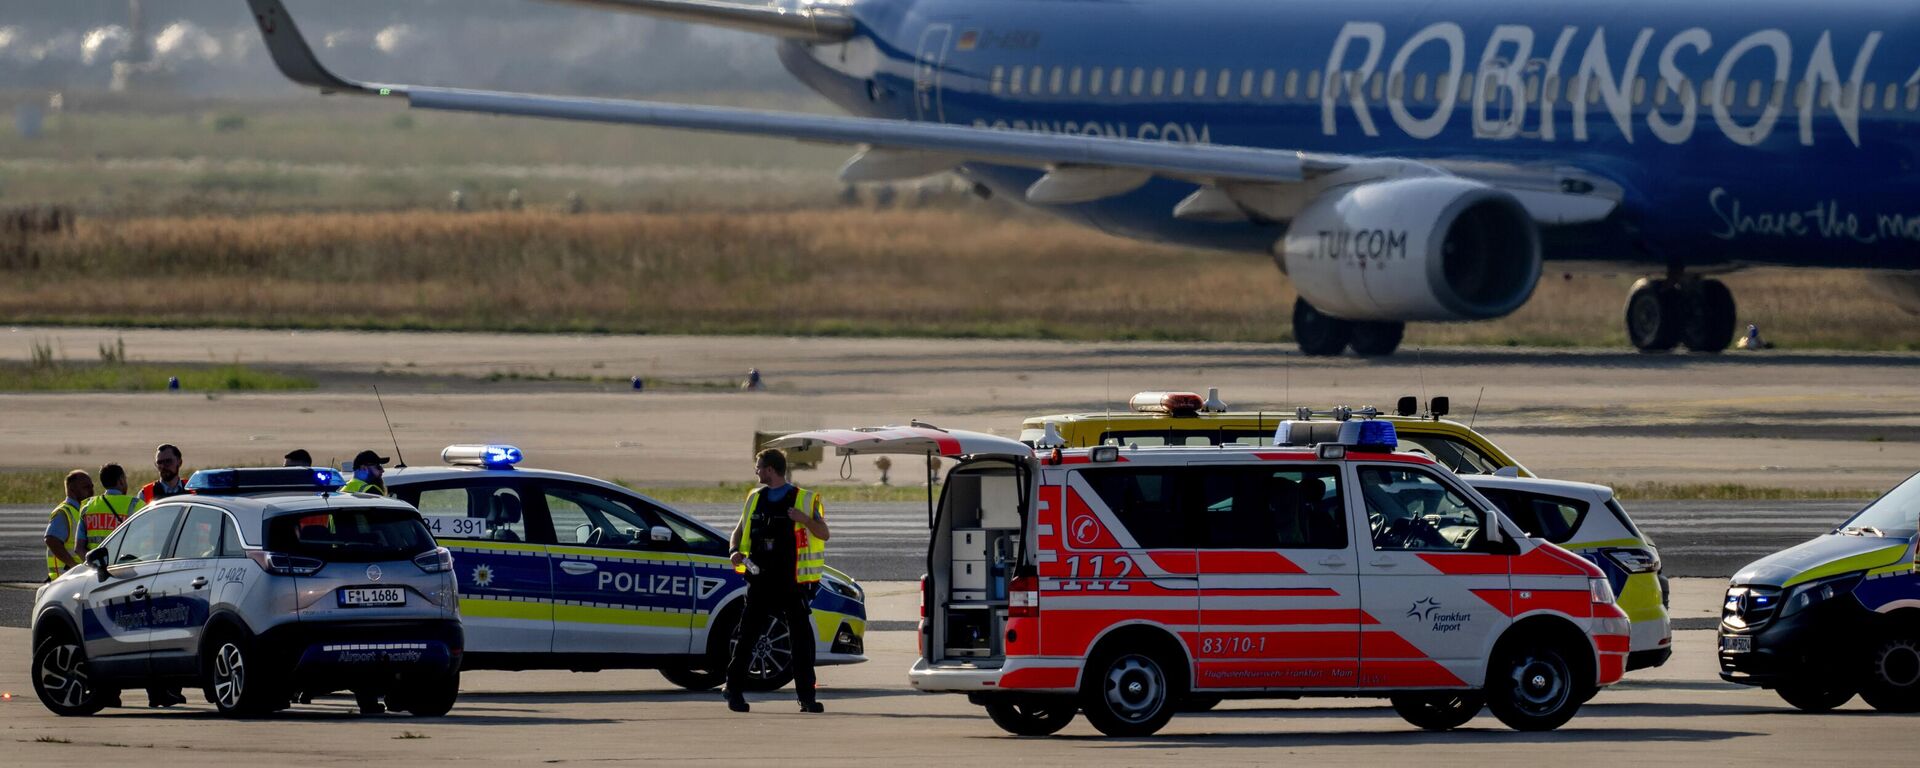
[765,426,1032,460]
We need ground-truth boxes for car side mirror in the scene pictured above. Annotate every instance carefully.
[650,525,673,543]
[84,546,110,572]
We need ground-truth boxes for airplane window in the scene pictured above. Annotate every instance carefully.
[1724,79,1737,107]
[1820,82,1834,110]
[1218,68,1233,97]
[1771,81,1786,109]
[1526,75,1539,103]
[1632,76,1646,107]
[1459,73,1474,103]
[1090,67,1104,95]
[1413,73,1428,102]
[1369,72,1383,100]
[1130,67,1145,96]
[1340,71,1355,98]
[1010,65,1024,95]
[1307,69,1321,99]
[1030,67,1044,95]
[1843,83,1857,110]
[1172,68,1186,96]
[990,66,1004,95]
[1112,67,1126,95]
[1591,78,1604,104]
[1907,83,1918,111]
[1051,66,1064,94]
[1545,75,1560,102]
[1195,69,1209,97]
[1435,73,1451,103]
[1286,70,1300,99]
[1483,76,1498,104]
[1867,82,1881,111]
[1069,67,1083,95]
[1389,71,1404,100]
[1654,80,1668,106]
[1796,81,1809,109]
[1261,69,1275,98]
[1151,68,1165,96]
[1884,82,1899,111]
[1241,70,1254,98]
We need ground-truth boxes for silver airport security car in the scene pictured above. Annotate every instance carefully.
[29,467,462,717]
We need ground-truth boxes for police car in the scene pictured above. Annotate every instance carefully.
[1719,471,1920,713]
[382,445,868,691]
[771,420,1629,737]
[1023,390,1530,477]
[1463,476,1672,671]
[30,467,462,717]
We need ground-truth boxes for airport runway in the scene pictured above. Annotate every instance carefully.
[0,584,1907,766]
[0,498,1860,628]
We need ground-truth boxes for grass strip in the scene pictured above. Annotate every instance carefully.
[0,363,314,392]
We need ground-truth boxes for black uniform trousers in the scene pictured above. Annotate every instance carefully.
[727,579,817,701]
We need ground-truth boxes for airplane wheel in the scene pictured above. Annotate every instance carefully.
[1349,321,1405,357]
[1624,278,1682,352]
[1681,279,1736,352]
[1292,298,1352,356]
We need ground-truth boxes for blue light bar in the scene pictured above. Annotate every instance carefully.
[1336,420,1398,450]
[187,467,347,494]
[441,443,524,469]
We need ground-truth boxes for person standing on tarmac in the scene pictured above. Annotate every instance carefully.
[283,448,312,467]
[725,448,830,714]
[136,444,186,505]
[342,450,390,495]
[42,470,93,581]
[79,463,141,557]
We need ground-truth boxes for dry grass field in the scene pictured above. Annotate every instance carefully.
[4,208,1918,349]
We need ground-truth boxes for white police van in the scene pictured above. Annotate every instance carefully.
[383,445,868,691]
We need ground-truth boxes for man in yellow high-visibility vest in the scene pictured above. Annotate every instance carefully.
[78,463,142,557]
[725,448,829,714]
[43,470,93,581]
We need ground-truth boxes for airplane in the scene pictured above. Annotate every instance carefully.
[245,0,1920,357]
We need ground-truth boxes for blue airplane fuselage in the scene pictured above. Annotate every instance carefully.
[778,0,1920,268]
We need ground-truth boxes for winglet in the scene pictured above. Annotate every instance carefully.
[246,0,403,96]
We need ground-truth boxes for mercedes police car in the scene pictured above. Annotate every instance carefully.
[1719,471,1920,713]
[772,421,1628,737]
[1464,476,1672,671]
[30,467,462,717]
[382,445,868,692]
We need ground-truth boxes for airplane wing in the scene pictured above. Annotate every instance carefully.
[244,0,1619,225]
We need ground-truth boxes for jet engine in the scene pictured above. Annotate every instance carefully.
[1277,177,1542,322]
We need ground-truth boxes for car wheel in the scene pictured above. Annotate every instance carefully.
[1391,692,1485,730]
[727,612,796,693]
[1860,632,1920,713]
[1486,638,1586,731]
[1775,677,1857,712]
[1079,646,1178,737]
[659,665,724,692]
[33,635,106,717]
[403,670,460,717]
[203,631,283,716]
[984,700,1077,736]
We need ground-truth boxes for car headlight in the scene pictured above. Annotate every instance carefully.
[822,575,863,603]
[1779,573,1863,618]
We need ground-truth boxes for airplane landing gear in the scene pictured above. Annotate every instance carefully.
[1625,276,1736,353]
[1292,298,1406,357]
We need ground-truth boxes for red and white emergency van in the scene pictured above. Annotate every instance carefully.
[772,420,1629,737]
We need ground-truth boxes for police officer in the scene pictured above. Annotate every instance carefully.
[42,470,92,581]
[342,450,390,495]
[136,443,186,505]
[78,463,141,559]
[725,448,829,714]
[283,448,312,467]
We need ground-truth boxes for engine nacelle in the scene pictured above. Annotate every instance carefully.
[1278,177,1542,322]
